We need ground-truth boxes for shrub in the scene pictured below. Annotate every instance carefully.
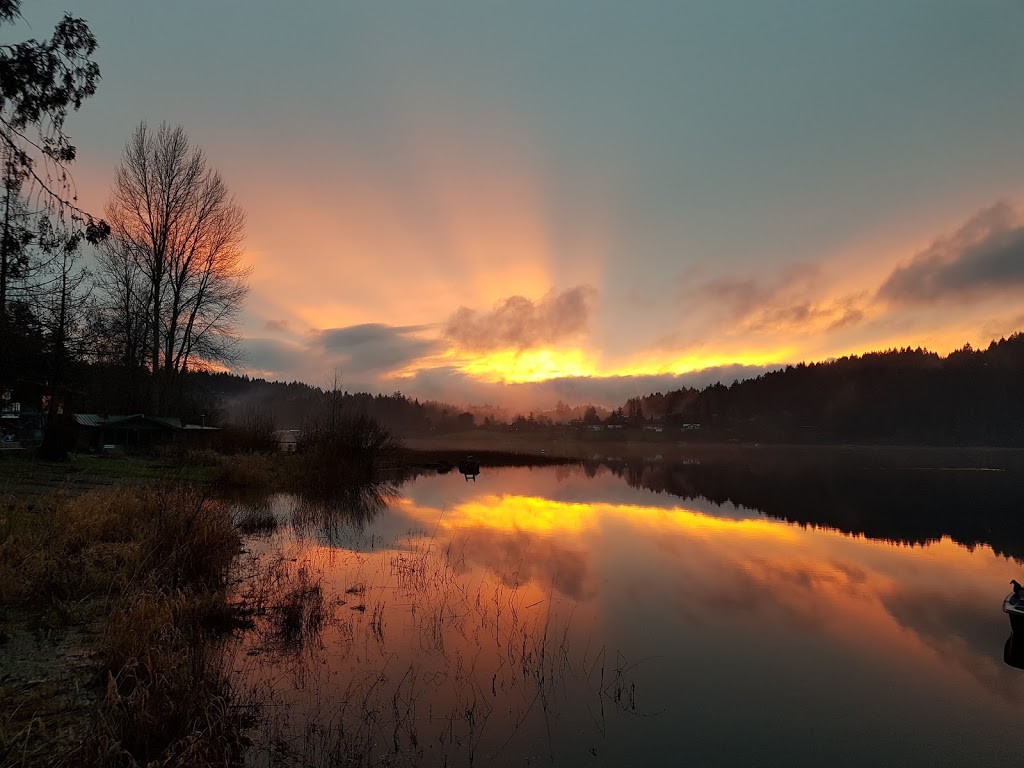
[215,405,277,454]
[297,411,402,486]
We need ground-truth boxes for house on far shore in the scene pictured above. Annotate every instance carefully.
[274,429,299,453]
[181,423,221,450]
[73,414,218,453]
[2,409,45,448]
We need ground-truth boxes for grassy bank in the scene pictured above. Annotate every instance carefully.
[0,452,218,497]
[0,438,406,767]
[0,484,250,767]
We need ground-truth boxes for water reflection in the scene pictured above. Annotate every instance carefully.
[289,479,399,545]
[589,454,1024,559]
[234,460,1024,767]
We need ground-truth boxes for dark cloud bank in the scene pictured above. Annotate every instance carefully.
[243,323,443,384]
[878,202,1024,305]
[402,363,782,409]
[316,323,443,373]
[242,337,309,374]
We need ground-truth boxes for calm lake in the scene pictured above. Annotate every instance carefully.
[233,456,1024,767]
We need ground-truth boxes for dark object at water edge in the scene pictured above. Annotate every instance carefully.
[1003,582,1024,634]
[1005,634,1024,670]
[458,458,481,481]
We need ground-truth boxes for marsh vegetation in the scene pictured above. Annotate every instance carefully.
[226,492,642,768]
[5,444,1024,766]
[0,485,250,767]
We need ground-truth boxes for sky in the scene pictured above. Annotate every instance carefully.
[14,1,1024,409]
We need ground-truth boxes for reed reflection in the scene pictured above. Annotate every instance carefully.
[290,479,400,545]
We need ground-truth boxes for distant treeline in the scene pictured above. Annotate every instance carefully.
[14,332,1023,447]
[168,371,475,434]
[624,334,1024,446]
[3,363,475,438]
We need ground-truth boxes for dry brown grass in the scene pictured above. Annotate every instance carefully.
[0,486,238,602]
[0,484,250,768]
[1,488,145,604]
[81,590,250,767]
[211,452,284,492]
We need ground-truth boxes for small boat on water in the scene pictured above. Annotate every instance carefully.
[1004,580,1024,633]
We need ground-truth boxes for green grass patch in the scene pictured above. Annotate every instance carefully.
[71,455,215,482]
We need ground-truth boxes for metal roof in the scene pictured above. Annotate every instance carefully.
[74,414,182,430]
[74,414,141,428]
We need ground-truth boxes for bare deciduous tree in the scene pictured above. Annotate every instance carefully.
[102,121,248,414]
[93,235,149,371]
[35,234,91,370]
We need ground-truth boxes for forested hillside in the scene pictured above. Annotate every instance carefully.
[627,334,1024,445]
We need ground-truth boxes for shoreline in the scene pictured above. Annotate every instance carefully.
[400,432,1024,470]
[2,440,1022,764]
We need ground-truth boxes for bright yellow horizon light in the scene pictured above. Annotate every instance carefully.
[428,348,794,387]
[388,346,602,384]
[396,344,797,386]
[622,346,797,377]
[454,347,599,383]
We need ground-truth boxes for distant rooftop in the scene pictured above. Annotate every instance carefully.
[74,414,184,430]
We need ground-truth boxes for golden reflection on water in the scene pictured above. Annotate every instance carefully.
[390,476,1021,707]
[396,493,801,540]
[236,468,1024,767]
[393,486,1008,633]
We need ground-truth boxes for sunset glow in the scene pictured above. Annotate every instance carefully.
[446,348,599,384]
[48,1,1024,408]
[8,5,1024,766]
[222,188,1024,404]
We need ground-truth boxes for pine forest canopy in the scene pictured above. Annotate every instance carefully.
[623,334,1024,446]
[0,0,106,399]
[96,333,1019,448]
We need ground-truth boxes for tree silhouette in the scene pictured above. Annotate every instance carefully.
[101,122,249,414]
[0,1,106,393]
[0,1,106,236]
[629,336,1024,446]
